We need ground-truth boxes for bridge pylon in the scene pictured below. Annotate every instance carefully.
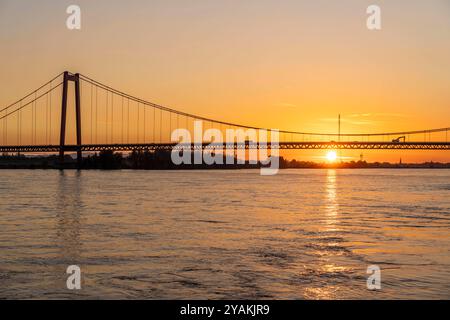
[59,71,82,168]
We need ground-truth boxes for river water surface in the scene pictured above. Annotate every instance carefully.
[0,169,449,299]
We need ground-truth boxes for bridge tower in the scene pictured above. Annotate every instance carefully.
[59,71,82,168]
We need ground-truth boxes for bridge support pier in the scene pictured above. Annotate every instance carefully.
[59,71,82,168]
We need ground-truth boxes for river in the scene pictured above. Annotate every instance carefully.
[0,169,449,299]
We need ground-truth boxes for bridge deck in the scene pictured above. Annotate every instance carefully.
[0,142,450,153]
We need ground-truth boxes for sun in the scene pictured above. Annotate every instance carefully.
[326,151,338,162]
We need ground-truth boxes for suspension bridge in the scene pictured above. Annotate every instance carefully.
[1,71,449,166]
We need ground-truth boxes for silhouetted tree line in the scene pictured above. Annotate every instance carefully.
[82,150,262,170]
[1,151,449,169]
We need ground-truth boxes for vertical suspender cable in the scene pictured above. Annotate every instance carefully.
[49,81,52,145]
[44,92,46,145]
[35,91,37,144]
[95,85,98,144]
[19,101,22,145]
[17,101,20,145]
[153,106,155,144]
[90,83,93,144]
[121,96,124,144]
[127,98,130,144]
[144,104,146,143]
[30,93,33,145]
[137,102,140,143]
[105,90,109,144]
[111,93,114,143]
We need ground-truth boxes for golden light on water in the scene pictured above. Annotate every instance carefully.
[325,169,339,231]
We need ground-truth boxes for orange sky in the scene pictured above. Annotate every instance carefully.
[0,0,449,162]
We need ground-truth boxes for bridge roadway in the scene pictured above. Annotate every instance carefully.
[1,141,450,153]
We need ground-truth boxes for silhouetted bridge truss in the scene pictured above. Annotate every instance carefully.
[1,71,449,165]
[1,141,449,154]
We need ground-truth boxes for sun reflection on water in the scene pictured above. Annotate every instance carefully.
[324,169,339,231]
[303,169,345,299]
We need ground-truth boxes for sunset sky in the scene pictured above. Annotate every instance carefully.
[0,0,449,162]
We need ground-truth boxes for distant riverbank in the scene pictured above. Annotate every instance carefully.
[1,151,449,170]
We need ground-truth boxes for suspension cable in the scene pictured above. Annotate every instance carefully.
[0,72,63,114]
[78,73,450,138]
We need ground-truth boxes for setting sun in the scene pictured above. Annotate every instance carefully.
[326,151,338,162]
